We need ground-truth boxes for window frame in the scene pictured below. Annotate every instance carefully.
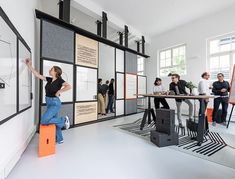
[207,32,235,81]
[158,44,187,77]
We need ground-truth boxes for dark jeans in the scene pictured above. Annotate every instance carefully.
[199,99,209,131]
[107,94,114,112]
[212,97,228,122]
[154,98,170,110]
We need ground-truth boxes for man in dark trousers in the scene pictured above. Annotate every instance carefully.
[102,80,109,108]
[106,78,115,113]
[212,73,230,126]
[169,74,193,127]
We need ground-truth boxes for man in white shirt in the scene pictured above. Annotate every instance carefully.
[198,72,211,130]
[198,72,211,97]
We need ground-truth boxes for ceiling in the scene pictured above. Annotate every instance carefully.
[86,0,235,37]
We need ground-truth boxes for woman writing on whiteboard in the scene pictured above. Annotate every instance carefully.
[25,58,71,144]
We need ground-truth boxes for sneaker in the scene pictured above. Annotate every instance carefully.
[212,121,216,126]
[57,140,64,144]
[64,116,70,130]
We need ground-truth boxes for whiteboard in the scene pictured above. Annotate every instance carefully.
[0,16,17,122]
[229,64,235,104]
[138,76,147,97]
[125,74,137,99]
[116,100,124,116]
[76,66,97,101]
[18,40,32,111]
[116,73,124,99]
[116,49,124,72]
[42,60,74,103]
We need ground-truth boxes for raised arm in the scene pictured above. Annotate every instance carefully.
[25,58,46,81]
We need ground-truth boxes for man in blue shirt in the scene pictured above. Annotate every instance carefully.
[212,73,230,126]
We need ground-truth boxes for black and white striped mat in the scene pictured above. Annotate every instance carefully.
[115,119,227,157]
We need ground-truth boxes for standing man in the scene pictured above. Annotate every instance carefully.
[169,74,193,127]
[107,78,115,113]
[198,72,211,131]
[212,73,230,126]
[102,80,109,108]
[198,72,211,109]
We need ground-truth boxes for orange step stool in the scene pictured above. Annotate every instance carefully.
[207,108,213,123]
[38,124,56,157]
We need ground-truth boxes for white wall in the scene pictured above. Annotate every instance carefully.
[146,5,235,112]
[0,0,40,178]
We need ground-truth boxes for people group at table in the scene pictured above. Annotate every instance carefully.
[153,72,231,127]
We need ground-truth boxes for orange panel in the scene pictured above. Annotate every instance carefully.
[38,124,56,157]
[207,108,213,122]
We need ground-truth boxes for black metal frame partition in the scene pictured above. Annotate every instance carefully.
[137,75,148,113]
[0,7,32,126]
[36,9,149,128]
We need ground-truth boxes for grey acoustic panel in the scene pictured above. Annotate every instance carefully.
[42,20,74,63]
[125,51,137,74]
[125,99,137,115]
[41,103,74,126]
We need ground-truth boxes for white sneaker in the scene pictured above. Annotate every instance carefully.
[64,116,70,130]
[57,140,64,144]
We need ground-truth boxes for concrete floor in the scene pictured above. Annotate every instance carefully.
[7,113,235,179]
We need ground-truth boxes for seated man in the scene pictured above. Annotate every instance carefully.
[169,74,193,127]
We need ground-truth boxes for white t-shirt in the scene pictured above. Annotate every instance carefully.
[198,79,211,95]
[153,85,166,93]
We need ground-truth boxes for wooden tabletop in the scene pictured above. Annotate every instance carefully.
[138,94,217,100]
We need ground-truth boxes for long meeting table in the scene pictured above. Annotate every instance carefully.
[139,94,216,145]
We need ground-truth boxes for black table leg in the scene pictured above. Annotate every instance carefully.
[197,99,205,145]
[140,109,148,130]
[147,96,151,124]
[227,104,234,128]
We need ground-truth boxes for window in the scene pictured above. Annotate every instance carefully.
[159,45,186,77]
[208,34,235,80]
[137,56,144,75]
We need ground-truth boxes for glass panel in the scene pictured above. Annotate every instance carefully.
[76,66,97,101]
[173,48,179,57]
[220,43,231,52]
[160,69,170,77]
[232,42,235,50]
[165,50,171,58]
[210,56,219,69]
[219,55,229,68]
[160,51,165,60]
[179,46,185,55]
[43,60,74,103]
[160,59,165,67]
[210,40,219,54]
[165,58,171,67]
[173,55,185,66]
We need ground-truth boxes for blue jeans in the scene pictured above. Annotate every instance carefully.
[107,95,114,112]
[212,97,228,122]
[41,97,65,143]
